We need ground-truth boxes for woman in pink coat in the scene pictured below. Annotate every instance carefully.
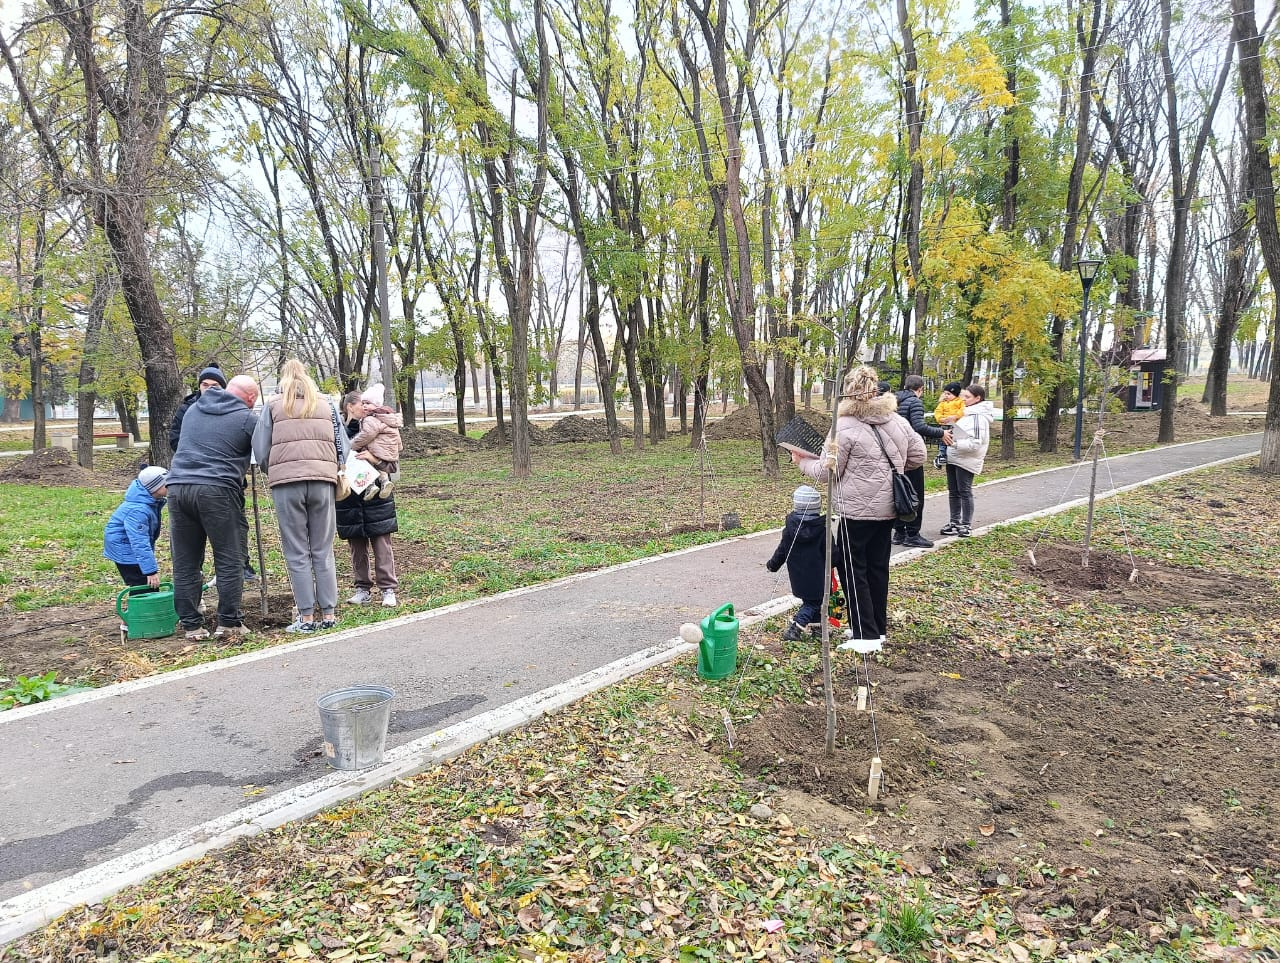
[791,365,925,650]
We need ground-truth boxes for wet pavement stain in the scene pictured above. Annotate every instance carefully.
[389,694,486,734]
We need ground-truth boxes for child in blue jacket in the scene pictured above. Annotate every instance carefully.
[103,466,169,587]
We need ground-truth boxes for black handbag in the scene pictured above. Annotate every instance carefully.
[870,425,918,523]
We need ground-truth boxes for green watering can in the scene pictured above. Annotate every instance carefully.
[116,582,179,640]
[697,603,739,681]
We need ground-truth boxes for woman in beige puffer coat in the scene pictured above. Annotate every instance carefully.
[792,365,925,649]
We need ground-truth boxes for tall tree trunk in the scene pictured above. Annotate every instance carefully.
[683,0,778,476]
[690,253,713,449]
[999,0,1020,460]
[77,260,112,468]
[1234,0,1280,472]
[1041,0,1102,452]
[896,0,925,385]
[1157,0,1234,442]
[1206,159,1256,415]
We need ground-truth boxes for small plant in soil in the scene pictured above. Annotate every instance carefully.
[872,883,939,959]
[0,670,79,709]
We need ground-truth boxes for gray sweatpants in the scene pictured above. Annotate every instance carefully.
[271,480,338,618]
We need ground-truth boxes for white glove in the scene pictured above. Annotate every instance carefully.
[819,442,838,472]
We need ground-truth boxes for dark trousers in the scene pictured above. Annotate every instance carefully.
[240,495,252,572]
[836,518,893,641]
[793,598,823,630]
[946,464,976,525]
[893,465,926,537]
[169,484,247,629]
[115,563,148,587]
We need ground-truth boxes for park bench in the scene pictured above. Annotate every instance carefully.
[51,431,133,451]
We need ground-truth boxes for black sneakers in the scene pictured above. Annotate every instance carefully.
[901,533,934,549]
[781,622,804,641]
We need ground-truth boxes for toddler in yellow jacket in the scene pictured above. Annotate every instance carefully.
[933,381,965,468]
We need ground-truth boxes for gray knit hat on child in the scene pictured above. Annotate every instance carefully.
[139,465,169,494]
[793,485,821,515]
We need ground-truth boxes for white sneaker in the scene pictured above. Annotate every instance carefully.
[381,590,398,608]
[348,588,372,605]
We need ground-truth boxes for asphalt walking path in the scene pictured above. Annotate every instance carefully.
[0,431,1265,940]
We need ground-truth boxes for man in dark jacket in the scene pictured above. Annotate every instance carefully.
[169,364,226,450]
[894,375,952,548]
[170,362,256,583]
[167,376,259,640]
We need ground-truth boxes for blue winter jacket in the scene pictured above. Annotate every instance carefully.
[103,480,166,575]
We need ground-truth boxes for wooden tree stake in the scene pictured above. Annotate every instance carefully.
[855,686,868,711]
[867,757,883,801]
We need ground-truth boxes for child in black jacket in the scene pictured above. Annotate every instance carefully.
[766,486,842,640]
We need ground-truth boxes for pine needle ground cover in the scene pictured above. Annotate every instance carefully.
[6,462,1278,962]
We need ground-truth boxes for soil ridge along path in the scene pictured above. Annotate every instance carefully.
[0,432,1264,927]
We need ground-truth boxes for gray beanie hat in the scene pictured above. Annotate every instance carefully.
[139,465,169,494]
[793,485,821,515]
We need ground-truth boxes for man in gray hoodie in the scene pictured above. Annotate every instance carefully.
[167,375,260,640]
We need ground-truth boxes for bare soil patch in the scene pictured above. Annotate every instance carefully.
[0,590,300,685]
[728,544,1280,936]
[1022,540,1274,612]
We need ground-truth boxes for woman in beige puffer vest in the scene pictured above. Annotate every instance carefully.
[792,365,925,649]
[251,359,346,633]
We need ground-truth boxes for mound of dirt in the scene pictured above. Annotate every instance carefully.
[2,448,95,486]
[478,423,549,448]
[704,406,830,442]
[400,426,477,457]
[545,415,613,444]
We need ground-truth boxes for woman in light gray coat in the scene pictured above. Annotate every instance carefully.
[941,383,994,538]
[792,365,925,650]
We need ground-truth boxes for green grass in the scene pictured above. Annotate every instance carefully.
[0,415,1267,655]
[0,484,124,610]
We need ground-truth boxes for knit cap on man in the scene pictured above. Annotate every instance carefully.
[139,465,169,495]
[360,383,385,406]
[793,485,821,516]
[198,365,227,389]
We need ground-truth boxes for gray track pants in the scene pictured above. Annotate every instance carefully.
[271,480,338,618]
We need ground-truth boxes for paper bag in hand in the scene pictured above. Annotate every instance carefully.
[343,454,379,495]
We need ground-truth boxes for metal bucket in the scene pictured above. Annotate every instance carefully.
[316,685,394,770]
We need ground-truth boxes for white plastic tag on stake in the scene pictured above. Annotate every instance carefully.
[868,757,883,802]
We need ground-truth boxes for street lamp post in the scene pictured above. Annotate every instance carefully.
[1073,257,1102,461]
